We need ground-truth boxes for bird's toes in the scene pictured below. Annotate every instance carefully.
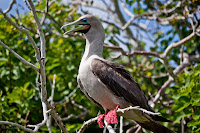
[97,114,105,128]
[104,105,119,125]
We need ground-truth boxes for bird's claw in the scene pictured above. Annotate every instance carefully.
[97,105,119,128]
[97,114,105,128]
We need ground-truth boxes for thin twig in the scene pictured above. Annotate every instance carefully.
[117,106,160,115]
[40,0,49,25]
[27,1,68,132]
[27,0,46,60]
[104,45,160,58]
[61,98,89,121]
[27,102,48,131]
[3,0,16,14]
[77,117,98,133]
[120,116,123,133]
[161,32,195,58]
[135,126,142,133]
[0,121,34,133]
[0,9,41,62]
[104,121,116,133]
[0,40,39,71]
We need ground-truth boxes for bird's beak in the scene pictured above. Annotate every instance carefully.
[61,19,90,35]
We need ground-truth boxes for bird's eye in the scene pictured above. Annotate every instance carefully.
[82,18,87,22]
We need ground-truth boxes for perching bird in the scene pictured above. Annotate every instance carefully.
[61,14,174,133]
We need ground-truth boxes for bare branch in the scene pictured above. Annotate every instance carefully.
[104,45,160,58]
[27,0,46,59]
[117,106,160,116]
[45,103,68,133]
[104,122,116,133]
[135,126,142,133]
[119,116,123,133]
[61,98,89,121]
[25,1,68,133]
[78,105,161,133]
[36,10,66,33]
[153,77,173,103]
[120,0,135,30]
[48,74,56,105]
[0,9,40,61]
[113,0,141,50]
[0,40,39,71]
[77,117,98,133]
[40,0,49,25]
[161,32,195,58]
[3,0,16,14]
[0,121,34,133]
[152,53,198,103]
[23,0,31,10]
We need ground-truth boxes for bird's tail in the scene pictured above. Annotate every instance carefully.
[137,120,175,133]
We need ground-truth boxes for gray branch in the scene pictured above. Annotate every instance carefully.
[3,0,16,14]
[0,40,39,71]
[27,0,68,133]
[0,121,34,133]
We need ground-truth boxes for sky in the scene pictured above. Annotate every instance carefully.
[0,0,29,15]
[0,0,179,62]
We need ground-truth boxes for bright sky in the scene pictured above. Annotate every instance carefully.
[0,0,29,15]
[0,0,179,62]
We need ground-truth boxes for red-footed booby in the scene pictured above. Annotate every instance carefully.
[61,14,174,133]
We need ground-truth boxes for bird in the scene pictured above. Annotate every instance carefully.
[61,14,175,133]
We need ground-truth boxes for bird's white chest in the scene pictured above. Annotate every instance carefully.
[78,57,120,110]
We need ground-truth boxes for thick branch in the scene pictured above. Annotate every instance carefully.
[77,106,160,133]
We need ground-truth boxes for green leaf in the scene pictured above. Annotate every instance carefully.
[173,96,191,112]
[187,120,200,127]
[46,63,60,71]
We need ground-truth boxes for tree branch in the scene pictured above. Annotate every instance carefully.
[26,1,68,133]
[161,32,195,58]
[3,0,16,14]
[0,40,39,71]
[0,8,41,61]
[77,117,98,133]
[104,45,160,58]
[0,121,34,133]
[27,0,46,59]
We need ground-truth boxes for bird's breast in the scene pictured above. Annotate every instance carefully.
[78,56,123,110]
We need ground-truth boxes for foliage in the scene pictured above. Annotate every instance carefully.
[0,1,99,132]
[169,65,200,132]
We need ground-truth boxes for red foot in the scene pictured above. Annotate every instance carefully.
[97,105,119,128]
[97,114,104,128]
[104,105,119,125]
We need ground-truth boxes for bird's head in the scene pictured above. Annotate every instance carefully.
[61,14,104,35]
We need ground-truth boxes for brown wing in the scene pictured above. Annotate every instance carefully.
[78,77,102,108]
[91,58,153,111]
